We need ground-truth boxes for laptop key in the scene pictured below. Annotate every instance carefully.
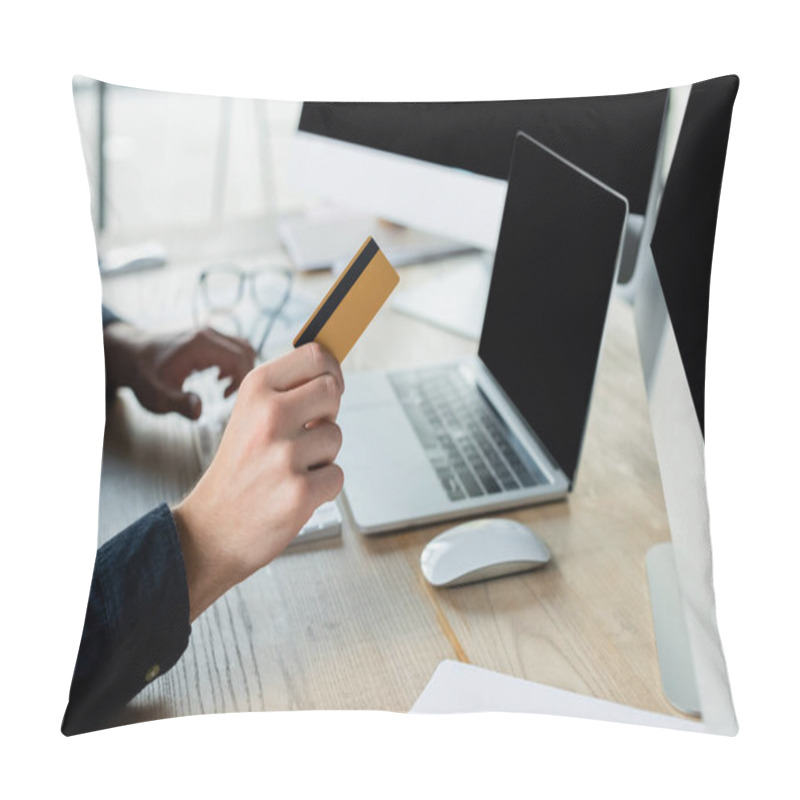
[476,467,502,494]
[501,447,538,487]
[444,477,466,501]
[456,465,484,497]
[402,400,438,450]
[433,464,466,501]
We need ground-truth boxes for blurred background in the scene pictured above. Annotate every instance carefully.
[73,77,305,262]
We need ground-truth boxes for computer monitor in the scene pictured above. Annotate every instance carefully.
[290,94,666,254]
[633,76,739,732]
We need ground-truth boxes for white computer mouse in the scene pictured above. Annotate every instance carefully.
[420,518,551,588]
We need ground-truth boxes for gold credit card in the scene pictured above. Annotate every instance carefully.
[293,236,399,363]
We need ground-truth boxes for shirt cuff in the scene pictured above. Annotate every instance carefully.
[62,504,192,735]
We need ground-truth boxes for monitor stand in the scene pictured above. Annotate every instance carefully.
[646,542,702,717]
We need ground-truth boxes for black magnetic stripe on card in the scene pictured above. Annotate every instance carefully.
[294,237,379,347]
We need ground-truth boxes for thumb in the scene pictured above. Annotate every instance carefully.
[162,387,202,420]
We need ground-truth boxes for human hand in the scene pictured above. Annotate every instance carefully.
[172,342,345,621]
[103,323,256,419]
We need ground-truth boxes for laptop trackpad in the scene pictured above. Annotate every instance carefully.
[338,401,445,527]
[339,403,424,465]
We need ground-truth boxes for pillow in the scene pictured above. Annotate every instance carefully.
[63,75,738,736]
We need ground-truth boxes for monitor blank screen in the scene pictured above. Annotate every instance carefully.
[479,133,628,484]
[299,94,664,215]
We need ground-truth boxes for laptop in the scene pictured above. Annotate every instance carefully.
[336,132,629,534]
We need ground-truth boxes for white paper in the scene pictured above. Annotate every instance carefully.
[390,253,491,340]
[289,132,507,251]
[410,660,706,733]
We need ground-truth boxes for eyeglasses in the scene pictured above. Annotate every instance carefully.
[194,265,294,358]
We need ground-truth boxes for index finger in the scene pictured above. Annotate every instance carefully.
[173,328,255,383]
[263,342,344,394]
[204,327,257,363]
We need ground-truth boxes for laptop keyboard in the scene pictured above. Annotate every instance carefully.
[388,367,547,502]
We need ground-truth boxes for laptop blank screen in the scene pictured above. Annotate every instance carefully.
[478,133,628,485]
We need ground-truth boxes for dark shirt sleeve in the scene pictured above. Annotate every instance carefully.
[62,504,192,736]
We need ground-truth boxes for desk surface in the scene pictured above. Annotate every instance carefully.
[98,250,680,724]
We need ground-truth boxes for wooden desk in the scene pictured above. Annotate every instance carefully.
[98,251,680,724]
